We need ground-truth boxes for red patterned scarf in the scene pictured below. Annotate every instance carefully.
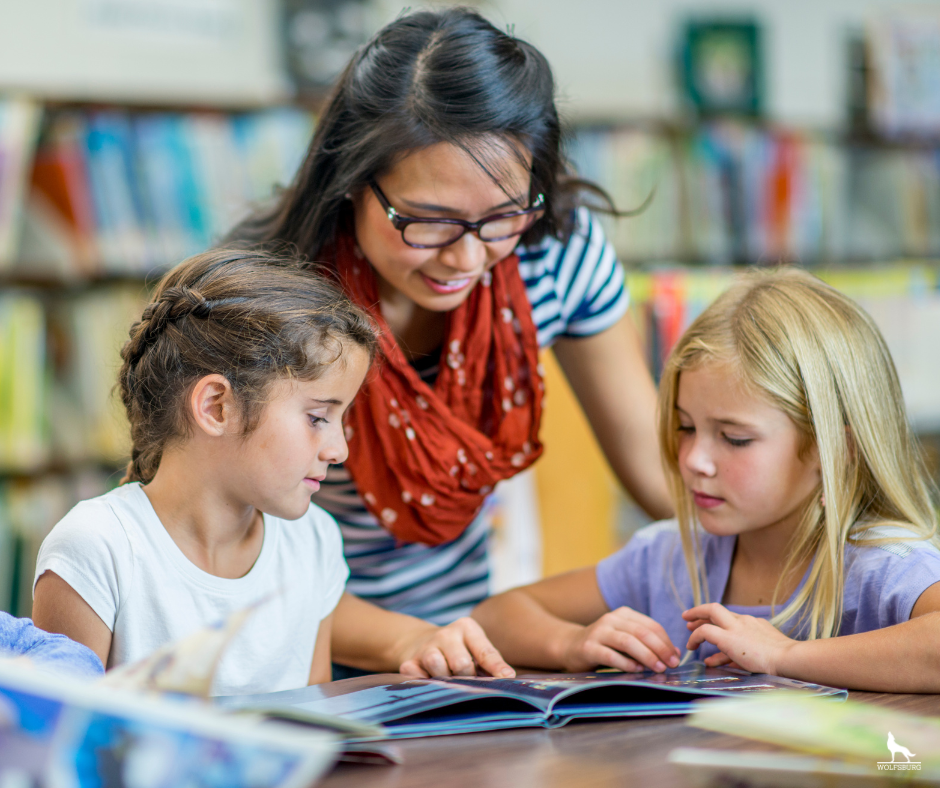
[332,231,544,545]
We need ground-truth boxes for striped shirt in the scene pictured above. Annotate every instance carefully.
[314,208,629,624]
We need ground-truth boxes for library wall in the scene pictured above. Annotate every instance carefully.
[374,0,905,124]
[0,1,287,105]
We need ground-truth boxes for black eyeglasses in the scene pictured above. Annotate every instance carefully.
[369,181,546,249]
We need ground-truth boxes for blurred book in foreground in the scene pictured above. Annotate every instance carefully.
[671,694,940,786]
[0,660,338,788]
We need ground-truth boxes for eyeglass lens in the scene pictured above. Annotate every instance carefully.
[402,210,545,247]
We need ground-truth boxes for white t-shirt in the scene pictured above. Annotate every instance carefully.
[33,482,348,696]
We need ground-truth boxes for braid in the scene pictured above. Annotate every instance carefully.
[117,248,376,488]
[123,286,214,369]
[121,445,158,486]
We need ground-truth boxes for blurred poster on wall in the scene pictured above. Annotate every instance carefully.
[282,0,376,93]
[680,19,764,118]
[868,11,940,139]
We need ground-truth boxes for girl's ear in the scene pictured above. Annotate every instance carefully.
[189,374,237,437]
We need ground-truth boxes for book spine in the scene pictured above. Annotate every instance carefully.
[0,98,43,266]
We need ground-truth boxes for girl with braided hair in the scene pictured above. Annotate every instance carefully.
[31,248,513,695]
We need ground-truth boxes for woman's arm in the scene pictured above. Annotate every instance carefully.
[472,567,680,672]
[552,314,672,520]
[330,592,515,678]
[684,581,940,692]
[32,571,113,668]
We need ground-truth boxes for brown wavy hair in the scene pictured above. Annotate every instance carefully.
[228,7,625,258]
[118,248,377,484]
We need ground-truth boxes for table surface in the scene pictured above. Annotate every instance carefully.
[318,677,940,788]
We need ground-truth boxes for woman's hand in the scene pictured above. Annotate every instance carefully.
[683,603,797,674]
[560,607,681,673]
[397,617,515,679]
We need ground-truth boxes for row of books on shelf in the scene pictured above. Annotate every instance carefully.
[4,265,940,476]
[3,98,940,280]
[0,285,143,473]
[629,263,940,433]
[0,470,114,617]
[0,96,314,277]
[570,122,940,265]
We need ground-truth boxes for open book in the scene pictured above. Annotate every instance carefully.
[217,664,846,740]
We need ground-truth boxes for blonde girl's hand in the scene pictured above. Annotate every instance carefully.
[398,617,516,679]
[561,607,681,673]
[682,603,797,674]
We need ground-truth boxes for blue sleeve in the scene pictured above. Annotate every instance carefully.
[519,208,629,347]
[561,209,629,337]
[843,540,940,633]
[0,613,104,679]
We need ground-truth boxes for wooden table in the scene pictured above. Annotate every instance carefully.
[319,682,940,788]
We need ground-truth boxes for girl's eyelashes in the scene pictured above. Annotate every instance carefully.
[308,414,328,427]
[676,419,751,446]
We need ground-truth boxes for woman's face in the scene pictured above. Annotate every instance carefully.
[353,139,533,312]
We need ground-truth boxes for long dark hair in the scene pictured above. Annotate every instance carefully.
[118,248,377,484]
[229,7,614,258]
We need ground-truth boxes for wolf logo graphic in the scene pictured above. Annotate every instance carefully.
[887,732,916,763]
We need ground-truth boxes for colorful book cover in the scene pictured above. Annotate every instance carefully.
[0,661,338,788]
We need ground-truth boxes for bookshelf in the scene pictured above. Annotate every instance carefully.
[534,122,940,577]
[568,119,940,267]
[5,7,940,608]
[0,96,316,617]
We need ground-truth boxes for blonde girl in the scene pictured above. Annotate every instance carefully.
[32,249,513,695]
[474,268,940,692]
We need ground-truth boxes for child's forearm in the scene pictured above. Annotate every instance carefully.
[331,592,515,678]
[472,590,582,670]
[330,592,435,672]
[775,613,940,692]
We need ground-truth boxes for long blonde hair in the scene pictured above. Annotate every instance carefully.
[658,267,938,640]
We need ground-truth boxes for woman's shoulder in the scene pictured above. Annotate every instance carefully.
[516,208,627,343]
[516,207,609,270]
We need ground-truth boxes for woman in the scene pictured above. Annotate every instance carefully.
[230,8,670,646]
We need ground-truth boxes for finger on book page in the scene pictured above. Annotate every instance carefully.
[399,658,430,678]
[460,620,515,679]
[436,635,476,678]
[588,643,643,673]
[605,631,670,672]
[611,607,679,655]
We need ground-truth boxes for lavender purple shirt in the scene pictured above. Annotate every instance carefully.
[596,520,940,661]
